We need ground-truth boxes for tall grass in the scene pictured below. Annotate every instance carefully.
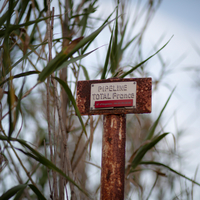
[0,0,199,199]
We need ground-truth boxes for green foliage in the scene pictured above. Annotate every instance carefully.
[0,184,27,200]
[101,28,114,79]
[120,36,174,78]
[0,0,198,199]
[38,14,115,82]
[139,161,200,187]
[145,87,175,140]
[0,184,47,200]
[53,77,87,137]
[0,135,88,196]
[130,133,170,170]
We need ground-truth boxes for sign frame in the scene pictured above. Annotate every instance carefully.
[76,77,152,115]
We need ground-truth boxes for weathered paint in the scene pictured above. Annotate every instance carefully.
[76,78,152,115]
[100,114,126,200]
[76,78,152,199]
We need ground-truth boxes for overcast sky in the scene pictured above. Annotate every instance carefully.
[95,1,200,135]
[146,1,200,145]
[133,0,200,195]
[89,1,200,197]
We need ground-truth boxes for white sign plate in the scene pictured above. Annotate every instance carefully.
[90,82,137,110]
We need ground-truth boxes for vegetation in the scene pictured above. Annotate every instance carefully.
[0,0,199,199]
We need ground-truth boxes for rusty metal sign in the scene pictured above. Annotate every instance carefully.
[76,77,152,200]
[76,78,152,115]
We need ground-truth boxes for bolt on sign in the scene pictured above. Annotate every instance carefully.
[76,78,152,115]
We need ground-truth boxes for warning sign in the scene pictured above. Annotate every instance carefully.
[90,82,136,110]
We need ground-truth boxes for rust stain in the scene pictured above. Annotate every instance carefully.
[106,169,112,181]
[145,99,151,112]
[101,115,126,200]
[107,137,112,144]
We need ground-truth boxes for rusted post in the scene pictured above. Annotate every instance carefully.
[76,78,152,199]
[100,114,126,200]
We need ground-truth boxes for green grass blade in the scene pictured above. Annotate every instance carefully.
[17,148,66,183]
[120,35,173,78]
[81,6,117,54]
[11,41,47,71]
[110,8,119,74]
[0,0,18,27]
[53,77,87,137]
[0,12,8,27]
[38,20,113,82]
[0,135,88,196]
[13,186,27,200]
[7,82,14,139]
[0,71,40,87]
[7,0,15,27]
[0,17,50,37]
[0,184,27,200]
[18,0,29,23]
[80,2,97,36]
[101,28,114,79]
[122,33,140,52]
[29,8,47,42]
[130,133,169,170]
[13,80,25,137]
[2,0,13,80]
[0,184,46,200]
[116,21,129,64]
[28,184,47,200]
[145,87,175,140]
[80,65,90,80]
[140,161,200,187]
[64,20,113,58]
[37,52,66,82]
[25,5,32,29]
[118,21,128,51]
[56,47,101,72]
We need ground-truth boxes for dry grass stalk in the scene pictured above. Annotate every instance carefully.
[46,0,56,198]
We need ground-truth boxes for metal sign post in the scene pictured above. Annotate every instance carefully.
[101,114,126,199]
[76,78,152,200]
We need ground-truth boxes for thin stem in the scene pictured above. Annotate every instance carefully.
[47,0,54,197]
[146,173,159,200]
[71,117,89,165]
[44,140,53,197]
[51,76,75,200]
[3,141,31,200]
[0,125,37,187]
[0,0,8,13]
[53,77,59,200]
[0,83,39,121]
[72,115,101,172]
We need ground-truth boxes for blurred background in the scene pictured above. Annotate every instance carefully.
[86,1,200,199]
[0,0,200,199]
